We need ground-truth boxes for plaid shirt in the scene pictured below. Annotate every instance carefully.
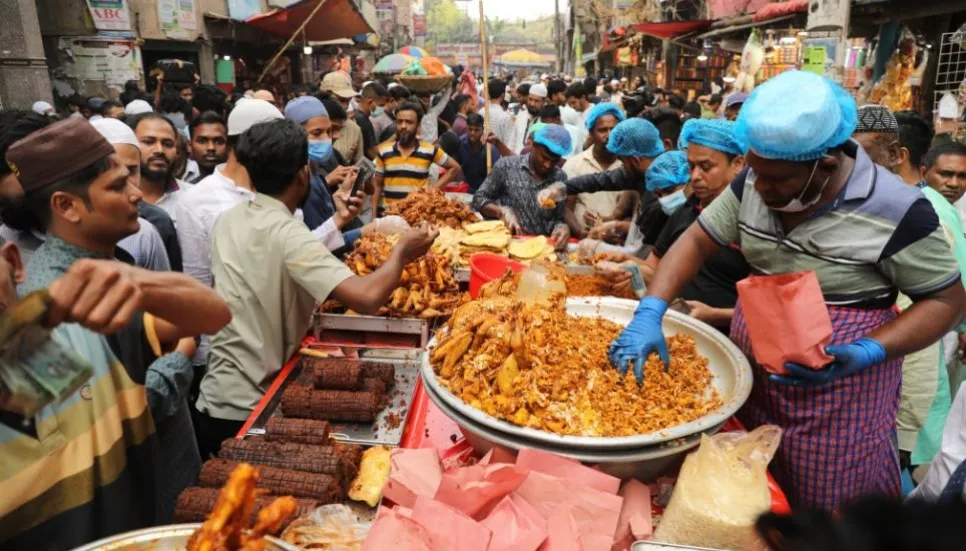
[471,154,568,236]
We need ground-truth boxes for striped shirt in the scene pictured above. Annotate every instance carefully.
[698,140,960,309]
[0,324,159,549]
[374,139,449,203]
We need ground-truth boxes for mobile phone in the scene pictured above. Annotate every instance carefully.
[350,166,370,196]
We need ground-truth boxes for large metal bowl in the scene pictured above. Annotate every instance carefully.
[421,296,753,451]
[71,524,299,551]
[424,380,709,480]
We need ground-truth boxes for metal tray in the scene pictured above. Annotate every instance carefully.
[246,351,422,447]
[421,296,753,451]
[71,523,298,551]
[313,312,431,348]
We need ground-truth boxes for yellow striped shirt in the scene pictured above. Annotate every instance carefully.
[374,139,449,203]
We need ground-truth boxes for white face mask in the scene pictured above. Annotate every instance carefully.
[658,188,687,215]
[770,159,831,213]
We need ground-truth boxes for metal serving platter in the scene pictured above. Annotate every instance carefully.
[71,524,298,551]
[421,296,753,451]
[312,312,430,349]
[246,350,422,447]
[424,380,709,480]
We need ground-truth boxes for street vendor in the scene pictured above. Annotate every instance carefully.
[594,119,749,332]
[471,124,572,250]
[543,118,666,256]
[609,71,966,510]
[195,119,437,459]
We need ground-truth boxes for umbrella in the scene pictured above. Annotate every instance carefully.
[399,46,428,58]
[496,48,552,68]
[373,53,414,75]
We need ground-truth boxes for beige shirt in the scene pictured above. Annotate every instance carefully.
[197,193,354,421]
[561,147,623,232]
[335,119,365,164]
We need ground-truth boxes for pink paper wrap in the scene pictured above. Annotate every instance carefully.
[515,449,621,494]
[434,461,528,519]
[516,470,623,551]
[363,506,433,551]
[481,494,549,551]
[382,448,444,508]
[411,495,493,551]
[539,508,585,551]
[610,479,653,551]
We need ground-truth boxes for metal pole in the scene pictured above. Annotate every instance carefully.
[479,0,492,173]
[258,0,330,83]
[554,0,561,73]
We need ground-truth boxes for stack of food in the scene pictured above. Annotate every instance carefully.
[282,358,396,423]
[174,416,388,524]
[183,463,299,550]
[344,233,462,318]
[507,235,558,264]
[430,298,721,437]
[458,220,512,265]
[480,264,637,300]
[384,188,477,229]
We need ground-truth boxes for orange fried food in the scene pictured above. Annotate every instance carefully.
[187,463,298,551]
[384,188,477,229]
[430,300,721,437]
[345,233,462,318]
[478,265,636,299]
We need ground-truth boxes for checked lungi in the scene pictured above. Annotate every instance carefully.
[731,301,902,510]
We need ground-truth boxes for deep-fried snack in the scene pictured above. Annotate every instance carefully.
[430,300,721,437]
[186,462,299,551]
[218,439,359,488]
[480,265,636,299]
[384,188,477,228]
[347,445,392,507]
[360,361,395,388]
[303,357,364,390]
[281,384,383,423]
[344,233,461,319]
[199,459,344,503]
[263,418,331,446]
[174,487,318,526]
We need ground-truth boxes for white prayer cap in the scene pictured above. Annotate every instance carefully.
[32,101,53,114]
[124,99,153,116]
[91,117,139,147]
[529,84,548,98]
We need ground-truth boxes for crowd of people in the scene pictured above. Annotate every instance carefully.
[4,62,966,550]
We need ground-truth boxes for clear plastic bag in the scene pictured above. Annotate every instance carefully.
[535,182,567,210]
[653,425,782,551]
[281,504,373,551]
[373,215,411,235]
[515,261,566,307]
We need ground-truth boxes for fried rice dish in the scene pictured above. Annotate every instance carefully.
[429,299,722,437]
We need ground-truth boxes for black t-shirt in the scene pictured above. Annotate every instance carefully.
[139,202,182,272]
[653,196,749,324]
[636,191,668,247]
[355,111,377,155]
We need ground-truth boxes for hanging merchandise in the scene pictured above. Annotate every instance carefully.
[870,30,919,112]
[733,29,765,94]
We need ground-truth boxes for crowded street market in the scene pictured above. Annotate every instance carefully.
[4,0,966,549]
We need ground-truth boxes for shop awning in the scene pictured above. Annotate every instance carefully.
[630,20,714,40]
[696,13,801,40]
[245,0,373,42]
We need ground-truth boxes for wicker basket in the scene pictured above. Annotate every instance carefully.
[396,74,452,94]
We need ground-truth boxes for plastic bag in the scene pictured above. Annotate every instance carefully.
[736,271,834,375]
[516,261,566,308]
[374,215,411,235]
[536,182,567,210]
[653,426,782,551]
[281,504,373,550]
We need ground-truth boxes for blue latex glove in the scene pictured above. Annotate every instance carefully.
[769,337,887,387]
[608,296,670,385]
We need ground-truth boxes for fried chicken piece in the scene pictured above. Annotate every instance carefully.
[187,462,259,551]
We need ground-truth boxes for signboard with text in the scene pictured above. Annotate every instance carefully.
[159,0,196,37]
[413,15,426,36]
[86,0,131,31]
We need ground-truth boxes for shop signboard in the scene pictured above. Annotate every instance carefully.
[227,0,261,20]
[375,1,393,9]
[62,37,142,87]
[413,15,427,36]
[436,43,482,57]
[86,0,132,32]
[807,0,851,33]
[159,0,196,36]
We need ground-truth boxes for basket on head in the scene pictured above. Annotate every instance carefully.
[396,75,453,95]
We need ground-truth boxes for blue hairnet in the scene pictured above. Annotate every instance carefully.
[606,118,665,158]
[532,123,572,157]
[645,151,690,192]
[585,102,625,132]
[678,119,747,157]
[734,70,857,162]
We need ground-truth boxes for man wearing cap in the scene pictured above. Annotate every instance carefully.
[472,124,572,249]
[6,117,232,534]
[510,83,549,154]
[321,71,365,164]
[481,79,515,147]
[129,112,195,222]
[594,119,749,333]
[610,71,966,510]
[562,102,625,239]
[125,99,154,117]
[723,91,748,121]
[31,101,54,116]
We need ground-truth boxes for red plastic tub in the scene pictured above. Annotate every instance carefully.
[468,253,525,298]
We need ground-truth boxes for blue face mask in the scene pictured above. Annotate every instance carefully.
[658,188,687,215]
[308,139,334,164]
[372,106,386,118]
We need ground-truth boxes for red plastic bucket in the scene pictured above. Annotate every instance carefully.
[468,253,526,298]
